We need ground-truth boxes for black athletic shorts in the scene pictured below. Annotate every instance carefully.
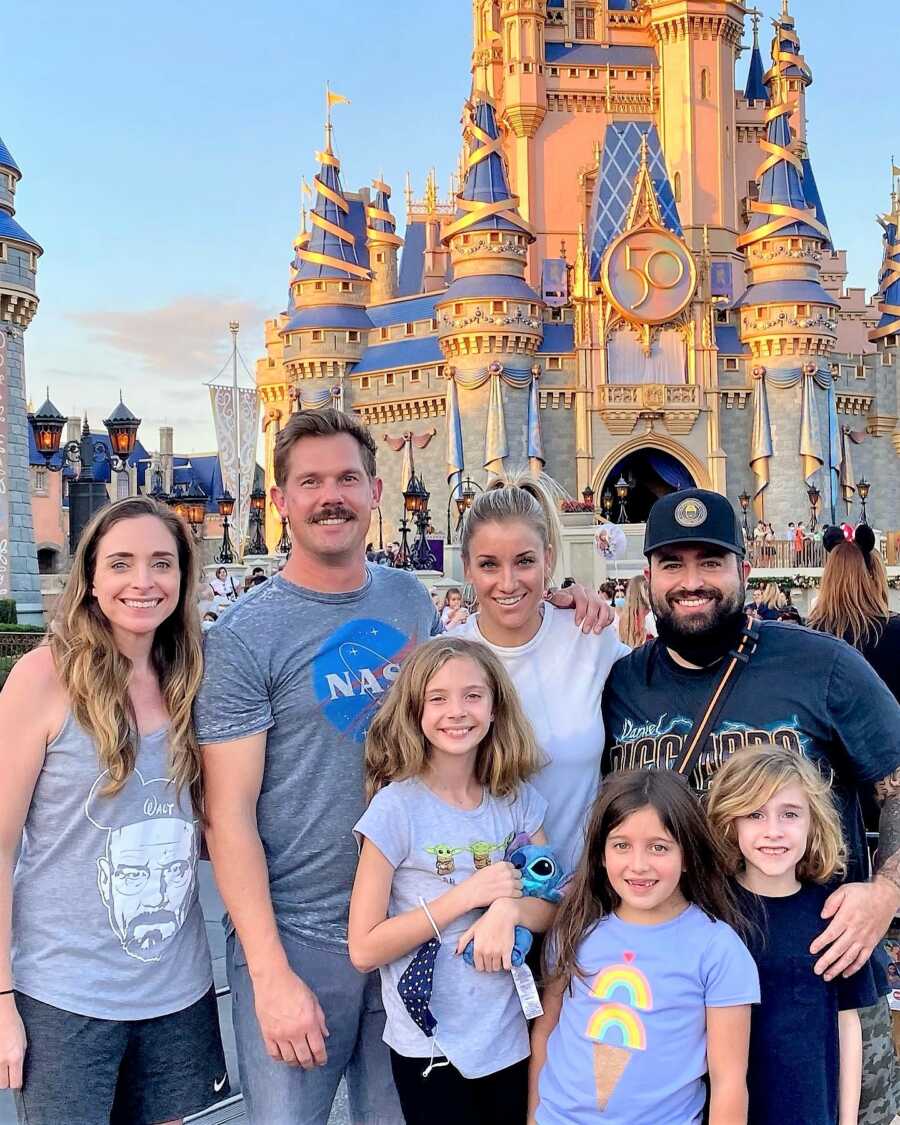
[13,986,229,1125]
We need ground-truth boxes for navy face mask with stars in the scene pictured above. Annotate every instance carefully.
[398,936,440,1036]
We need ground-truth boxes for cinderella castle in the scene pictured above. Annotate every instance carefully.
[255,0,900,549]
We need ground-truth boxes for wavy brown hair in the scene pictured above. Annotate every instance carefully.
[807,540,890,649]
[545,770,742,988]
[706,745,845,883]
[364,636,545,801]
[49,496,204,808]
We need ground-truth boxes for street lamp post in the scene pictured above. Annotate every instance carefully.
[28,391,142,552]
[738,490,751,541]
[856,477,870,524]
[217,492,236,564]
[276,516,292,558]
[806,483,821,531]
[601,489,614,519]
[446,476,481,543]
[614,475,630,524]
[405,476,436,570]
[248,488,268,555]
[166,482,207,540]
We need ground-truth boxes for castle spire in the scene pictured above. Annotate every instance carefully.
[443,98,534,244]
[294,118,370,283]
[366,178,404,303]
[743,9,767,103]
[869,168,900,344]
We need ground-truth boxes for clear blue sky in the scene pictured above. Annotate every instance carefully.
[3,1,896,453]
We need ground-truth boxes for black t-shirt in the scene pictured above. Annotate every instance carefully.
[856,614,900,705]
[601,622,900,882]
[734,882,882,1125]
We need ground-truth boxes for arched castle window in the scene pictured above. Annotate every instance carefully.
[700,67,710,100]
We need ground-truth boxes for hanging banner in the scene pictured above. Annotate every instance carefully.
[0,330,9,597]
[209,385,260,547]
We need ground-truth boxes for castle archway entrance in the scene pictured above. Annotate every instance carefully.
[599,448,695,523]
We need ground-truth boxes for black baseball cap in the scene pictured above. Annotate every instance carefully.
[644,488,745,558]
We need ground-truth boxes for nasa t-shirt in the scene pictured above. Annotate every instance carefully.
[602,622,900,882]
[196,566,440,950]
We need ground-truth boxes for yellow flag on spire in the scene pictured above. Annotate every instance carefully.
[327,90,351,109]
[892,164,900,177]
[301,178,313,197]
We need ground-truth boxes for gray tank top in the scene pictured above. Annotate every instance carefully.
[12,712,212,1019]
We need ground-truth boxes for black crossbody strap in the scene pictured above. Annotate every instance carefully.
[675,616,761,781]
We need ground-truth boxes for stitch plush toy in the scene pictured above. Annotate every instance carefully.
[462,838,566,968]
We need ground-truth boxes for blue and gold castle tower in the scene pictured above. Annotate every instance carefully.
[256,1,899,546]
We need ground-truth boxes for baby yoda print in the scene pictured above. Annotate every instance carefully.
[424,843,466,876]
[467,838,512,870]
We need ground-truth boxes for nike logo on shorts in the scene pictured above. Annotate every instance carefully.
[213,1074,228,1093]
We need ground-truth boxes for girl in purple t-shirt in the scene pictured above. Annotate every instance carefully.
[529,770,758,1125]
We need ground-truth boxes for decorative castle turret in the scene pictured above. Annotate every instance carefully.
[437,98,544,480]
[646,0,744,258]
[868,173,900,459]
[0,131,42,621]
[736,2,838,529]
[366,179,403,304]
[281,117,372,388]
[743,11,768,104]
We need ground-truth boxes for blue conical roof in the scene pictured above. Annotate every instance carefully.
[294,144,371,282]
[746,110,820,239]
[744,36,767,102]
[368,181,397,236]
[0,134,20,176]
[444,100,533,241]
[873,213,900,337]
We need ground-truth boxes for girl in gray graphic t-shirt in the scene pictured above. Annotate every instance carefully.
[349,636,558,1124]
[0,497,227,1122]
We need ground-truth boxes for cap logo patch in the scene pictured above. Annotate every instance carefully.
[674,498,707,527]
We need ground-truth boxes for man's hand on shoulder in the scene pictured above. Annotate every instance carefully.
[811,765,900,979]
[546,584,614,634]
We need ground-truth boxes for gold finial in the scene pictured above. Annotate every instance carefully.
[424,167,438,213]
[748,7,762,45]
[404,171,413,211]
[781,0,790,19]
[649,66,654,108]
[593,138,601,166]
[605,66,612,111]
[638,132,650,171]
[559,238,567,260]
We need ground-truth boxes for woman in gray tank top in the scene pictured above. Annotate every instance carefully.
[0,496,228,1124]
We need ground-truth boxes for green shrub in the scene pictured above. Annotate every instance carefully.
[0,600,17,625]
[0,624,45,633]
[0,656,17,689]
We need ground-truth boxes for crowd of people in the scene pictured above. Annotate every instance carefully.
[1,405,899,1125]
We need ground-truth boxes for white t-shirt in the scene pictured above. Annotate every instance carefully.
[457,604,630,873]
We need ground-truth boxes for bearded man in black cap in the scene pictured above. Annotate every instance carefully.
[601,488,900,1124]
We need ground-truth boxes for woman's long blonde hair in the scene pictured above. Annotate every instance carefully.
[757,582,785,610]
[619,575,651,649]
[364,636,545,801]
[808,541,890,649]
[49,497,204,808]
[706,744,845,883]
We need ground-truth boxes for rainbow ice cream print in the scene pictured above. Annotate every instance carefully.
[585,952,652,1111]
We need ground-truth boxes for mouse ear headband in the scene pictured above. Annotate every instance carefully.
[854,523,875,561]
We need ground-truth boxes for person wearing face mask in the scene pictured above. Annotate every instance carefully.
[601,488,900,1125]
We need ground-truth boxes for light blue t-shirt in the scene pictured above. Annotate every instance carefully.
[354,777,547,1079]
[537,905,759,1125]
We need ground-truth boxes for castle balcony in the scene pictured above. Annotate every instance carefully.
[594,382,702,436]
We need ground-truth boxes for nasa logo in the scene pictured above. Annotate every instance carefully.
[312,618,414,742]
[674,498,707,528]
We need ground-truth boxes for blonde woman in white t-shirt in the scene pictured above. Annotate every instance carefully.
[455,481,628,874]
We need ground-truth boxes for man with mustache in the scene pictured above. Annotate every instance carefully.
[601,488,900,1124]
[196,408,608,1125]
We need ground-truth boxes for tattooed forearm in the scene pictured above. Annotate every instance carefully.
[874,769,900,894]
